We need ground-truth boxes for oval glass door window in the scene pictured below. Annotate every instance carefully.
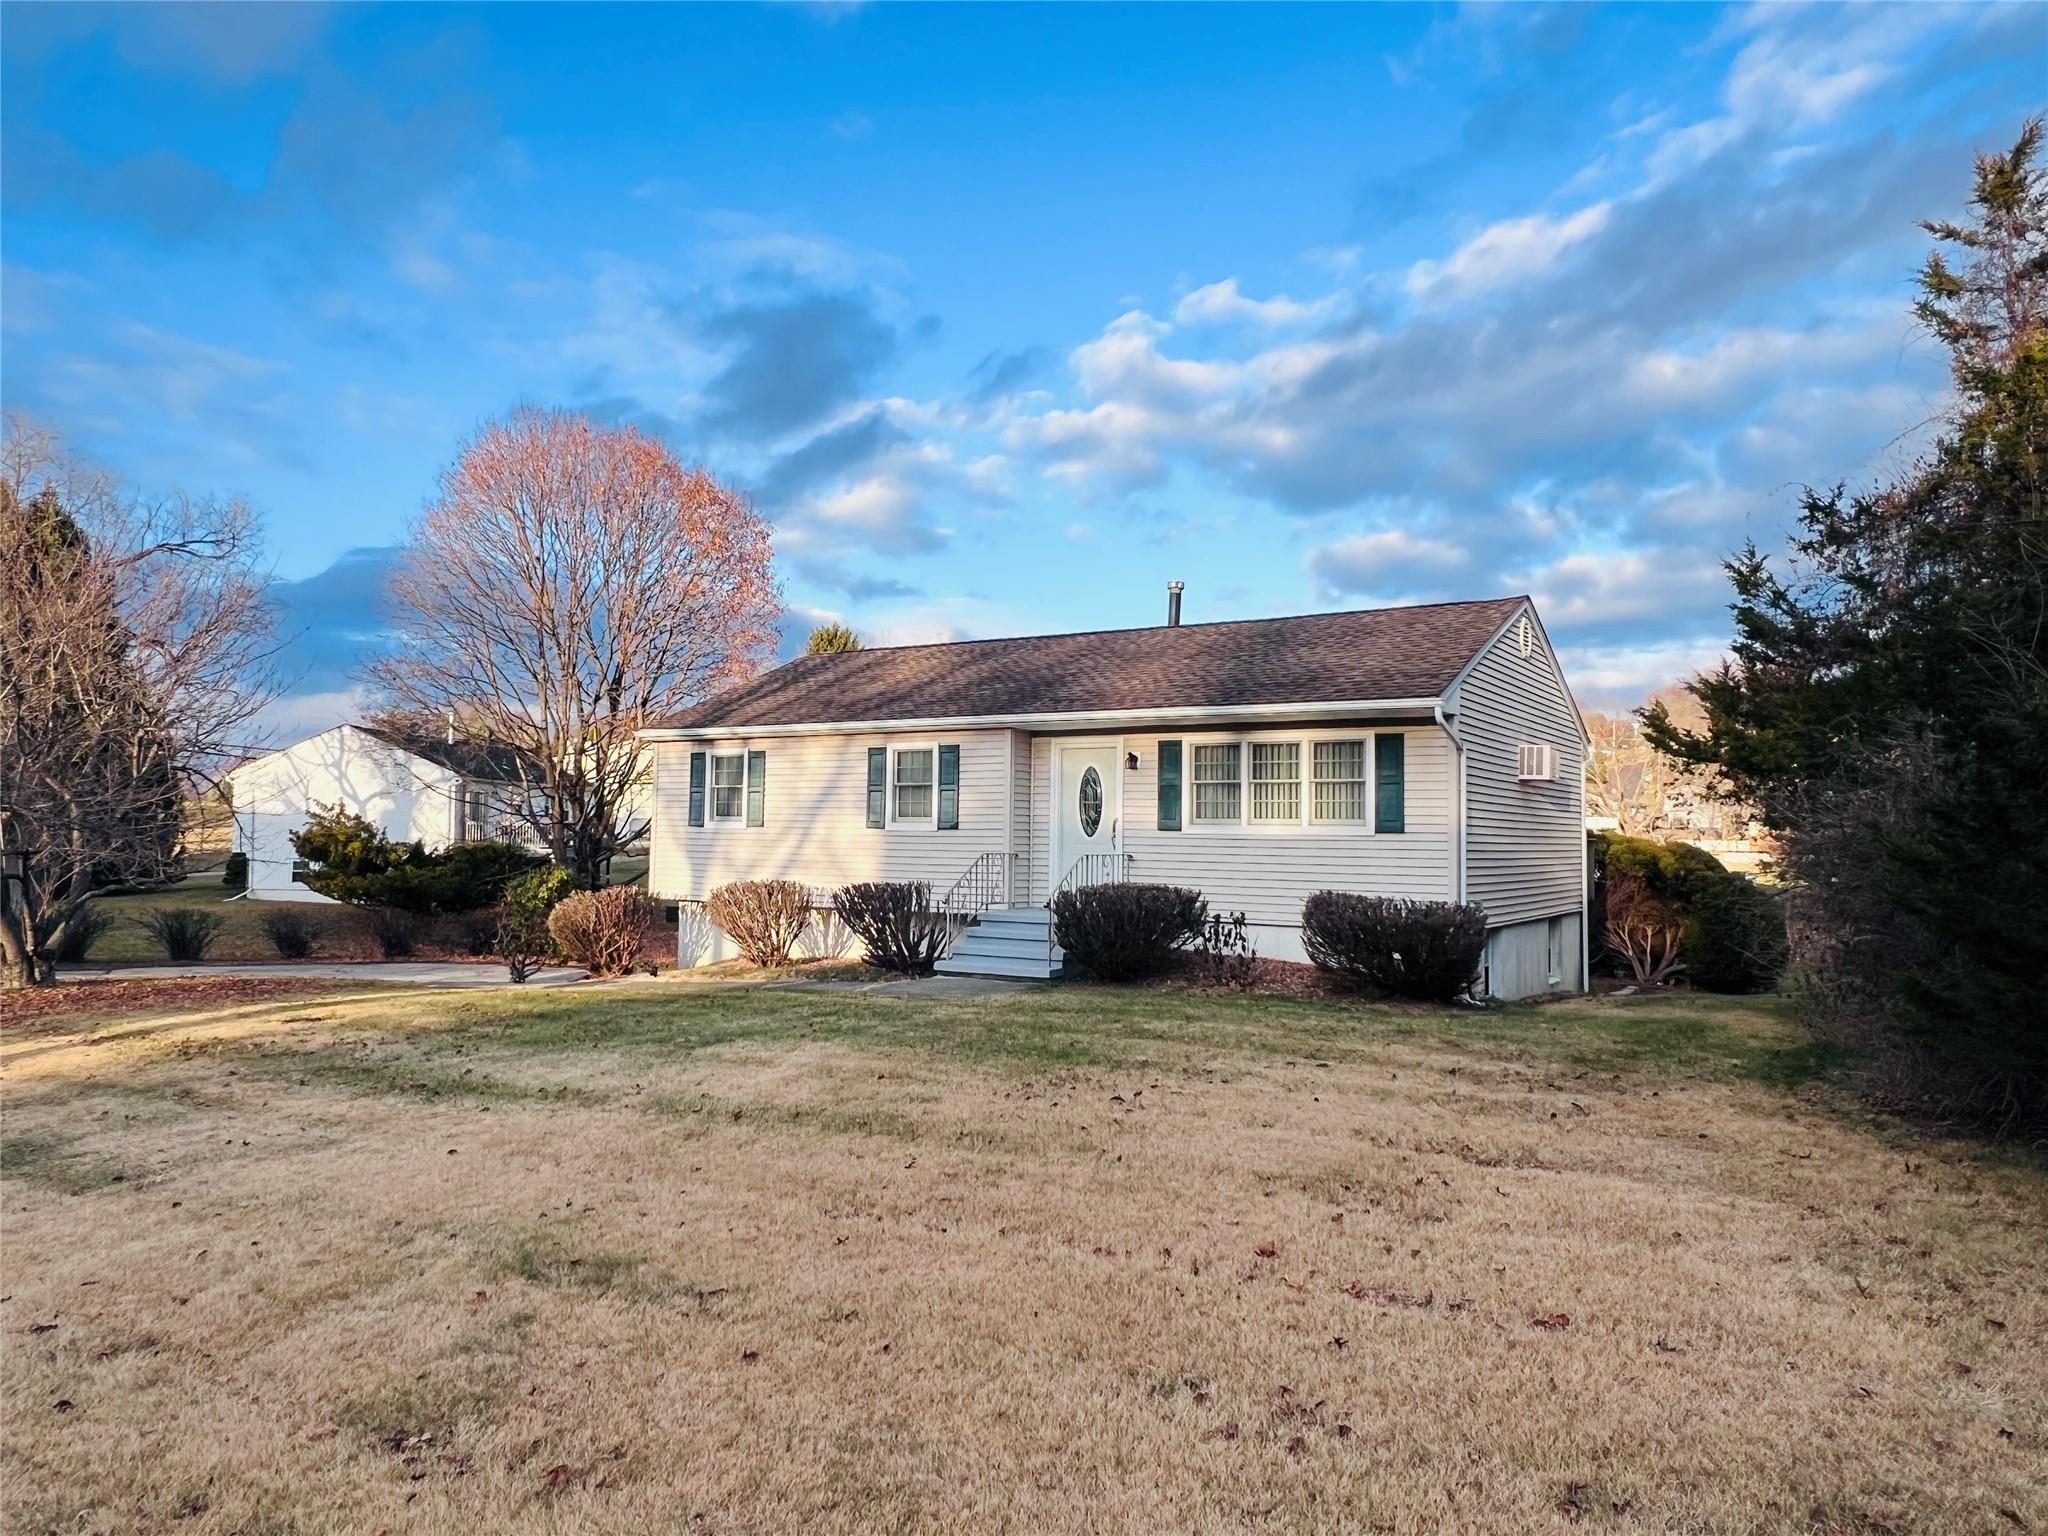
[1078,766,1104,836]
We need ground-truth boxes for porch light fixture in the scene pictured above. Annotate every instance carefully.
[1125,751,1139,771]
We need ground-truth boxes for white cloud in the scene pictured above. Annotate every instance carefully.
[1307,529,1472,601]
[1404,202,1613,305]
[1556,637,1732,711]
[1173,278,1339,329]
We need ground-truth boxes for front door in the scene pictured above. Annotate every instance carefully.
[1053,742,1122,888]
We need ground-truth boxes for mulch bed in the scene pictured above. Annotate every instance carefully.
[0,976,359,1031]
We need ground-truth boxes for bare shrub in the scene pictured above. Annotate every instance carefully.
[1604,872,1685,987]
[706,880,812,968]
[548,886,661,977]
[369,907,419,960]
[260,908,322,960]
[1195,911,1260,991]
[52,903,112,963]
[135,908,227,963]
[831,881,947,974]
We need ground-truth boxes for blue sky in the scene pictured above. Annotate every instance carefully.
[2,2,2039,728]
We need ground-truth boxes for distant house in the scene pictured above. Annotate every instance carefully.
[226,725,540,902]
[638,592,1589,1000]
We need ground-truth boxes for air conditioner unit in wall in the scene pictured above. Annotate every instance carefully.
[1517,743,1558,782]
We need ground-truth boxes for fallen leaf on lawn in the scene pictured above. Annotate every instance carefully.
[541,1464,575,1491]
[1253,1242,1278,1259]
[1531,1313,1572,1331]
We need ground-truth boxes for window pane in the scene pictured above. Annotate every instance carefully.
[1190,744,1241,822]
[1311,739,1368,822]
[1313,740,1365,780]
[894,749,933,820]
[1249,742,1300,822]
[712,755,744,819]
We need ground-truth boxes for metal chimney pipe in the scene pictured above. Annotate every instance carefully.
[1167,580,1184,627]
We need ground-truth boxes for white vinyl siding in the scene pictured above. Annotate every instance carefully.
[1453,609,1586,928]
[649,730,1013,901]
[1019,725,1454,920]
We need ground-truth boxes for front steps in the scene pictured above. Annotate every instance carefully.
[934,906,1064,980]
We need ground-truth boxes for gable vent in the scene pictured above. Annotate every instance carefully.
[1517,743,1558,782]
[1516,614,1534,656]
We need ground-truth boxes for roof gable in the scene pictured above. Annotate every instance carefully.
[656,597,1527,732]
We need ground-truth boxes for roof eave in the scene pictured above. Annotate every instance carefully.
[637,695,1448,742]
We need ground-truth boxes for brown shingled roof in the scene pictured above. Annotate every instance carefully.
[654,597,1526,731]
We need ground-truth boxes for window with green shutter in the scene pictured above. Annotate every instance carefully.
[1374,733,1405,834]
[865,747,886,828]
[937,744,959,830]
[745,750,766,827]
[687,751,706,827]
[1157,740,1182,830]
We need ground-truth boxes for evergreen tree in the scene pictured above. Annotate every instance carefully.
[803,621,863,655]
[1647,120,2047,1132]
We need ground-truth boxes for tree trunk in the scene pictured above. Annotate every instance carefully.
[2,956,43,991]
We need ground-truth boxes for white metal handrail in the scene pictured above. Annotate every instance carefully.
[937,851,1018,955]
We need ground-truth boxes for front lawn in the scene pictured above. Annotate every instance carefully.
[2,983,2040,1533]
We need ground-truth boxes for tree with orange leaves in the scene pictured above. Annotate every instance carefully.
[370,408,780,887]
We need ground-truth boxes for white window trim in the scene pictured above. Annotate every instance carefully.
[886,741,940,830]
[708,748,749,825]
[1177,729,1390,835]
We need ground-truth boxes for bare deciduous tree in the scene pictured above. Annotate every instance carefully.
[369,408,781,887]
[1,416,278,989]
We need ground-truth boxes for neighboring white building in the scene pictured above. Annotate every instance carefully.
[226,725,539,902]
[637,593,1590,1000]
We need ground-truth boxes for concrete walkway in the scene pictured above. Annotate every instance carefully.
[64,961,588,989]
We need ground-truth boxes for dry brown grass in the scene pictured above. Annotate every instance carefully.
[1,985,2042,1534]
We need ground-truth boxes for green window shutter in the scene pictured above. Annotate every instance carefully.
[745,750,766,827]
[1157,740,1183,831]
[937,743,959,830]
[687,751,706,827]
[1375,733,1405,834]
[866,747,887,828]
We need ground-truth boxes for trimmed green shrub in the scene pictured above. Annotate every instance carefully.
[707,879,813,967]
[1684,877,1788,994]
[53,902,113,963]
[832,881,948,974]
[136,907,227,963]
[496,865,575,981]
[1301,892,1486,1002]
[1590,832,1787,993]
[289,808,542,913]
[260,908,322,960]
[547,886,661,977]
[1051,883,1207,982]
[223,851,248,891]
